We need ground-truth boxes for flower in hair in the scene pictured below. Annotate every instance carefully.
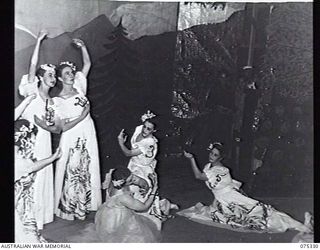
[15,124,35,143]
[40,64,56,71]
[141,110,156,122]
[60,61,76,71]
[112,179,125,188]
[207,142,223,151]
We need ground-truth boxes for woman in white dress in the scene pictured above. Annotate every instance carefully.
[52,39,102,220]
[18,30,57,230]
[67,168,160,243]
[15,98,61,242]
[118,111,178,230]
[179,142,313,234]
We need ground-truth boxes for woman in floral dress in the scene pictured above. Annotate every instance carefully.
[118,111,178,230]
[18,30,57,230]
[67,168,160,243]
[179,142,313,234]
[52,39,102,220]
[15,108,61,242]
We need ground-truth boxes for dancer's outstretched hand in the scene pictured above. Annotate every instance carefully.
[37,30,48,41]
[72,38,85,48]
[183,150,194,159]
[118,129,127,143]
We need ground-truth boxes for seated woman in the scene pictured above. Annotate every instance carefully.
[179,142,313,234]
[15,116,61,242]
[67,168,160,243]
[118,111,178,230]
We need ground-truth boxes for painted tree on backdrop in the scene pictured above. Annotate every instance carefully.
[89,18,144,168]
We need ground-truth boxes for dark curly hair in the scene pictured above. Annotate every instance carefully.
[112,166,131,189]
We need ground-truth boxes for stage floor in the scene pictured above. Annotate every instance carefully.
[42,156,313,243]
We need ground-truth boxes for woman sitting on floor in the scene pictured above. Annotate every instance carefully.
[67,167,161,243]
[179,142,313,234]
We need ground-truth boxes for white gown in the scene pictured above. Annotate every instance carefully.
[18,75,54,230]
[15,151,47,243]
[127,125,175,230]
[178,163,308,233]
[53,71,102,220]
[67,192,160,243]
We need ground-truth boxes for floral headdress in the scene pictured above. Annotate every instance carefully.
[141,110,156,122]
[59,61,76,71]
[14,123,35,143]
[207,142,223,151]
[15,123,37,161]
[40,64,56,72]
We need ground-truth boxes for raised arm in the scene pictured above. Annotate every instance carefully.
[183,151,208,181]
[14,94,36,120]
[28,30,48,83]
[117,129,142,157]
[73,39,91,77]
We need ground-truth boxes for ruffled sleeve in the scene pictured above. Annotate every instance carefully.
[18,74,39,97]
[74,71,87,95]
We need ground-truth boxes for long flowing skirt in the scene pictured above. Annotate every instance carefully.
[15,174,47,243]
[55,116,101,220]
[31,128,54,229]
[178,187,306,233]
[67,201,161,243]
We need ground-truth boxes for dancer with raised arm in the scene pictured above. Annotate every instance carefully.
[18,30,57,229]
[51,38,102,220]
[179,142,313,234]
[118,111,178,230]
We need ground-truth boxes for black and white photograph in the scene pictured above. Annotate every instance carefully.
[13,0,314,244]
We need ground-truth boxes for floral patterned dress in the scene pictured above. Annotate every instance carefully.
[54,71,101,220]
[178,163,305,233]
[18,75,54,230]
[15,150,47,243]
[67,191,160,243]
[127,125,174,230]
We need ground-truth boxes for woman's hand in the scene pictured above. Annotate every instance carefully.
[80,102,90,118]
[117,129,127,144]
[102,168,115,190]
[72,38,85,48]
[148,173,158,194]
[34,115,47,128]
[37,30,48,41]
[52,147,62,160]
[183,150,194,159]
[34,115,61,134]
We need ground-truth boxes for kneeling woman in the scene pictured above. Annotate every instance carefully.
[15,118,61,242]
[68,168,160,243]
[179,143,313,234]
